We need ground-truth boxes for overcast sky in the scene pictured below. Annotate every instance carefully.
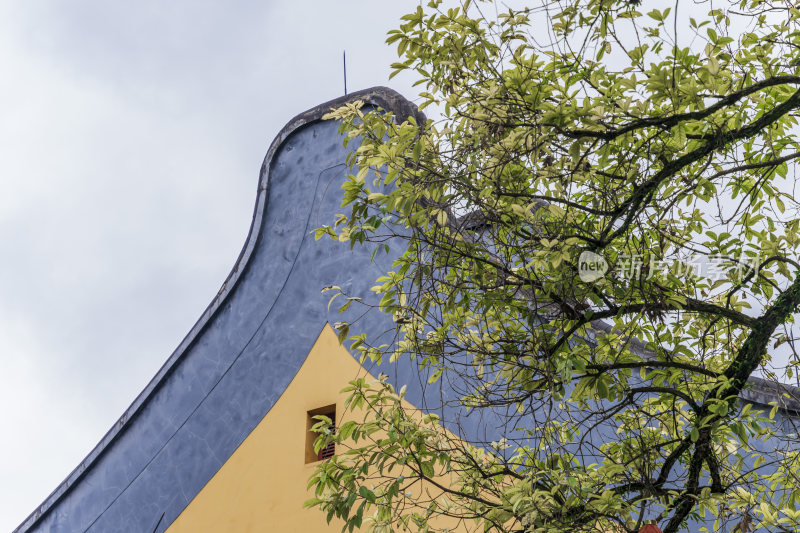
[0,2,419,530]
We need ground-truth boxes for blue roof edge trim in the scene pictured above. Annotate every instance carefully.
[14,86,423,533]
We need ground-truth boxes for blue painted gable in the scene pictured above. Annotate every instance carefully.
[14,87,421,533]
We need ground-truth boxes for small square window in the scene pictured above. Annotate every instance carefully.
[305,405,336,463]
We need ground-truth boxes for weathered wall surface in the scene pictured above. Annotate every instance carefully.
[164,325,364,532]
[164,325,397,532]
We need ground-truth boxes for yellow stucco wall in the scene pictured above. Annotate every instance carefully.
[166,324,372,532]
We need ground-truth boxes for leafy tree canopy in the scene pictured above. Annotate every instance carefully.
[308,1,800,532]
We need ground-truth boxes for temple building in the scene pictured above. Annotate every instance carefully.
[13,88,799,533]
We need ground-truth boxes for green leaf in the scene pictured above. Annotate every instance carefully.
[359,486,376,503]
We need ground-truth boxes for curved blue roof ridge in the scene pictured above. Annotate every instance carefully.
[14,87,423,533]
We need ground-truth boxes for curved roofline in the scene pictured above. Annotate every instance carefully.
[15,86,424,533]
